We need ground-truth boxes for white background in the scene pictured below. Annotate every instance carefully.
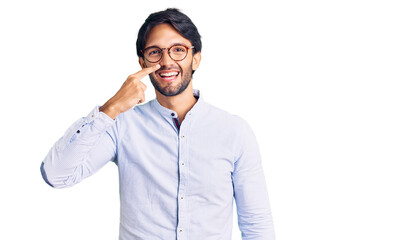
[0,0,408,239]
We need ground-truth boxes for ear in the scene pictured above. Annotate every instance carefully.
[139,57,146,68]
[192,52,201,71]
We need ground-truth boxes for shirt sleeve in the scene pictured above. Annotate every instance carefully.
[232,119,275,240]
[40,105,119,188]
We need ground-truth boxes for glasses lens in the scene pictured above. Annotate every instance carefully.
[145,47,162,62]
[170,45,188,61]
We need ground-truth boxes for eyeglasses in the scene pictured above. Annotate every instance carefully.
[141,44,195,63]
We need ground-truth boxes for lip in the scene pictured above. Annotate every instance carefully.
[156,69,180,82]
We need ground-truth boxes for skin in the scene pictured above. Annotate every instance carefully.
[99,23,201,123]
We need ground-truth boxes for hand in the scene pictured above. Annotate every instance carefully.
[99,64,161,120]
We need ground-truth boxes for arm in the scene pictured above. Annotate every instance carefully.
[232,120,275,240]
[40,64,160,188]
[40,106,118,188]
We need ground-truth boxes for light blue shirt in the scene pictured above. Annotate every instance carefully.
[41,89,275,240]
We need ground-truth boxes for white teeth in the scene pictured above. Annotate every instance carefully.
[160,72,178,77]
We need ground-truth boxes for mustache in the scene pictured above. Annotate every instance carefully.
[155,65,181,73]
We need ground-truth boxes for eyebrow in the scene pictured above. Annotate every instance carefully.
[145,42,188,49]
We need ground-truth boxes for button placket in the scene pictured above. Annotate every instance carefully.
[177,127,188,239]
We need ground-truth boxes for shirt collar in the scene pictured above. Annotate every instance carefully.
[152,89,204,119]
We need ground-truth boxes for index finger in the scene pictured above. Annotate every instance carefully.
[136,64,161,78]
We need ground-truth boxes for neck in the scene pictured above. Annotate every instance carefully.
[156,83,197,123]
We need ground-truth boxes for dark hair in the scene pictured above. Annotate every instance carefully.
[136,8,202,60]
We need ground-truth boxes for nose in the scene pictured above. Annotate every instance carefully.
[159,49,174,66]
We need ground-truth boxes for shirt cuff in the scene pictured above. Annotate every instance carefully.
[86,105,116,131]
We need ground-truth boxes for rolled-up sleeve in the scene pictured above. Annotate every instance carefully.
[232,119,275,240]
[40,105,119,188]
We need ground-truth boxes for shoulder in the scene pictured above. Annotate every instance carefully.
[202,101,252,134]
[119,100,156,118]
[132,100,156,114]
[113,100,158,129]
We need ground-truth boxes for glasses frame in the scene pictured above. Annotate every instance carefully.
[141,44,195,63]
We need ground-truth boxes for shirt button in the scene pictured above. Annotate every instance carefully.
[178,228,183,232]
[180,195,184,200]
[181,162,185,166]
[181,135,185,138]
[171,113,175,116]
[77,130,80,134]
[91,114,94,118]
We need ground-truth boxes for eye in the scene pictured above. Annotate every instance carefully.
[148,49,160,55]
[172,46,186,52]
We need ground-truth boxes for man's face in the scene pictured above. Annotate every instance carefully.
[139,23,201,97]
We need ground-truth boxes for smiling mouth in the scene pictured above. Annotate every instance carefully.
[157,71,180,82]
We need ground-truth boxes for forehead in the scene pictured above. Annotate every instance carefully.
[145,23,192,48]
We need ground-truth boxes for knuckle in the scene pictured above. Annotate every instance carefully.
[128,73,136,80]
[127,77,137,84]
[136,83,144,90]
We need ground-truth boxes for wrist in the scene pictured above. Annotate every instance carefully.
[99,102,120,120]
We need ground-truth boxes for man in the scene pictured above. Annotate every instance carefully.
[41,8,275,240]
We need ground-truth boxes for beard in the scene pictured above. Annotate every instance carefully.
[149,62,193,97]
